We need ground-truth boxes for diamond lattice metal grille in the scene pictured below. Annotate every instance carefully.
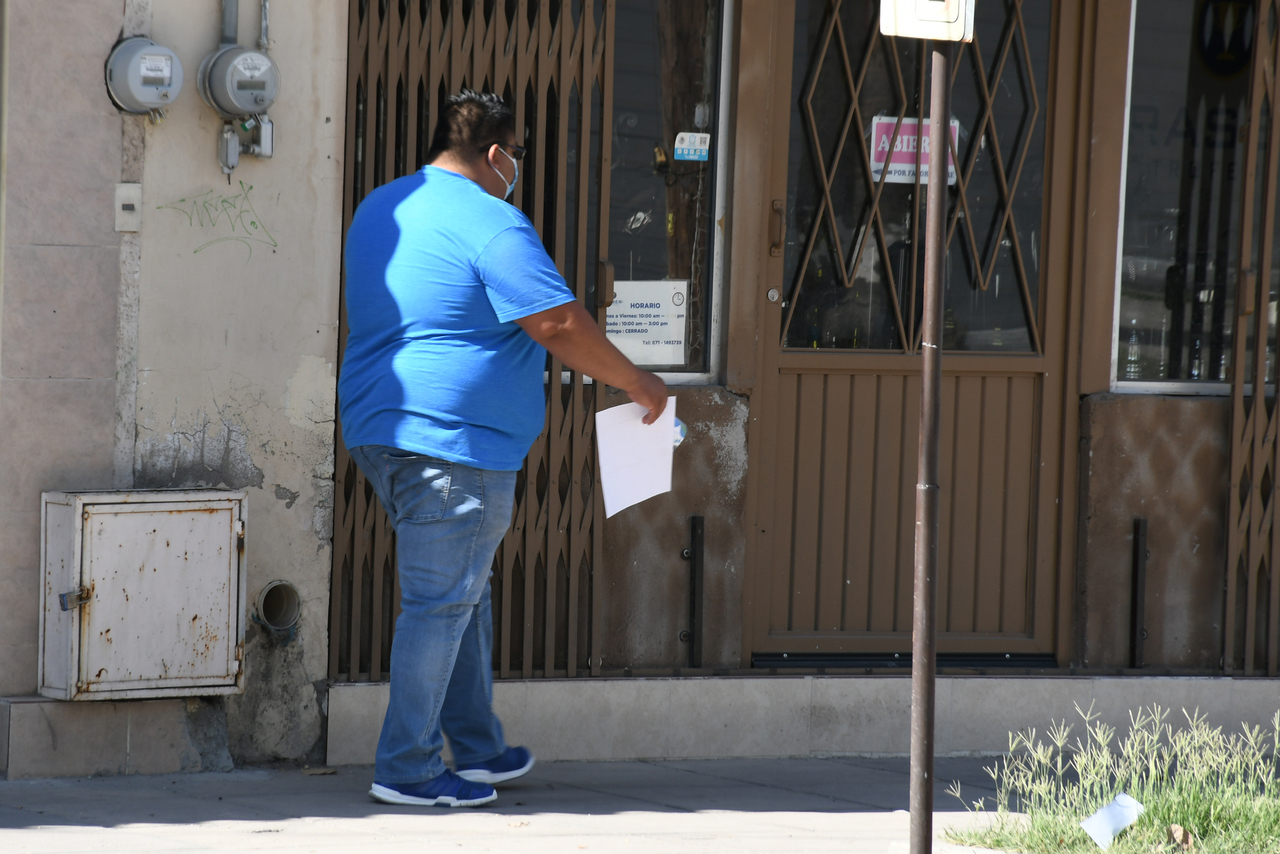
[330,0,614,681]
[782,0,1047,354]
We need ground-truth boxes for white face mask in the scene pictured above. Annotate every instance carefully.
[490,146,518,200]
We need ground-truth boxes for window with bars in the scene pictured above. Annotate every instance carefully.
[780,0,1051,354]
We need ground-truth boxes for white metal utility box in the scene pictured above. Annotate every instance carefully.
[39,490,248,701]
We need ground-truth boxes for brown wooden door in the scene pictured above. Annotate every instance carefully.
[737,0,1079,664]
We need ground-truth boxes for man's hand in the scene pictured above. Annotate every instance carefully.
[626,370,668,424]
[515,301,670,423]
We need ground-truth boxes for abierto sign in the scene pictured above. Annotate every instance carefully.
[870,117,960,186]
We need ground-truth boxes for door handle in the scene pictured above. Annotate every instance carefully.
[598,258,616,308]
[770,199,785,257]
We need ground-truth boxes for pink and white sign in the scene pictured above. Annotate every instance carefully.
[869,117,959,185]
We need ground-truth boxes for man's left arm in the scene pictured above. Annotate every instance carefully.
[515,301,668,424]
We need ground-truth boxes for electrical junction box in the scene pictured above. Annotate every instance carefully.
[105,37,185,114]
[115,183,142,233]
[39,491,248,701]
[198,46,280,118]
[881,0,975,42]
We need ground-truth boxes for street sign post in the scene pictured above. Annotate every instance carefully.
[880,3,973,853]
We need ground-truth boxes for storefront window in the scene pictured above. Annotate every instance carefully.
[603,0,722,372]
[1118,0,1273,384]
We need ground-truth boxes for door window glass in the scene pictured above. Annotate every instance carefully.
[781,0,1051,352]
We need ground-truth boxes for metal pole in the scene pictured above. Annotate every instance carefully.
[910,38,952,854]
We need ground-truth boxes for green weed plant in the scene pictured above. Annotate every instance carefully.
[945,703,1280,853]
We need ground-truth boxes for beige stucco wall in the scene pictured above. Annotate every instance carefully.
[0,1,125,698]
[135,0,346,762]
[0,0,346,763]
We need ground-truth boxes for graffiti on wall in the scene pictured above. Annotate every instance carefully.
[158,182,278,259]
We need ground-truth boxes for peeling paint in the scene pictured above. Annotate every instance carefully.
[311,478,335,544]
[705,396,750,501]
[283,356,336,433]
[273,484,300,509]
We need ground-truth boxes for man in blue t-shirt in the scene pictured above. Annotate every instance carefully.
[340,91,667,808]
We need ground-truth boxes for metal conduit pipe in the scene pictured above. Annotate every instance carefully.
[259,0,270,52]
[221,0,239,45]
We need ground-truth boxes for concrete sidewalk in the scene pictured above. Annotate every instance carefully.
[0,756,1006,853]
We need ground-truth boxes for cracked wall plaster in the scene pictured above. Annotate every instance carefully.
[284,355,336,433]
[134,412,266,490]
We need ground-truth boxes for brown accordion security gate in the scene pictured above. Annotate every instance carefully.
[1227,0,1280,676]
[329,0,615,681]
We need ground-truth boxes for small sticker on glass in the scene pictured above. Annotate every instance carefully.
[673,132,711,162]
[139,54,172,86]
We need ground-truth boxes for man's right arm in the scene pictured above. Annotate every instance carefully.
[515,301,669,424]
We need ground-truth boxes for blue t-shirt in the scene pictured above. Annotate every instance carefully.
[338,166,576,470]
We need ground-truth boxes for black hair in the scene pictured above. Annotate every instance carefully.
[426,89,516,162]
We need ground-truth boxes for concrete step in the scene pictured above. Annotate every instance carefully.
[327,674,1280,766]
[0,696,231,780]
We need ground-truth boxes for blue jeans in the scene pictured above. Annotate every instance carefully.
[349,445,515,784]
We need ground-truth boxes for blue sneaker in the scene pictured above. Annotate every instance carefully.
[455,746,536,785]
[369,770,497,807]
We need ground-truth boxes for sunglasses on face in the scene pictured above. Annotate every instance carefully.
[496,143,527,160]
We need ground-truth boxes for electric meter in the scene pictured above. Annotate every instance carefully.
[198,45,280,119]
[105,37,185,115]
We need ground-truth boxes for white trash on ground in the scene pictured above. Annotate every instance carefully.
[1080,793,1145,850]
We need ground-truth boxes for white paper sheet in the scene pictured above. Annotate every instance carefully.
[595,396,677,518]
[1080,793,1144,850]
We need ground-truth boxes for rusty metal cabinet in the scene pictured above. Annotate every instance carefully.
[39,491,247,701]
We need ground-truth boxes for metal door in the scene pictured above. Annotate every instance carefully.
[739,0,1076,663]
[329,0,615,681]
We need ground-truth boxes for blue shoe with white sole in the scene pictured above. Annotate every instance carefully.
[455,746,536,785]
[369,770,497,807]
